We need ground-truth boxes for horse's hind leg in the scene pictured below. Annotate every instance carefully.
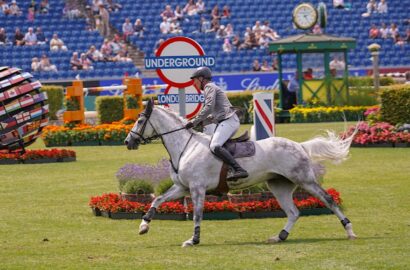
[139,184,187,235]
[300,181,357,240]
[266,177,299,244]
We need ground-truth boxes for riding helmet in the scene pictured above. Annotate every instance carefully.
[190,67,212,80]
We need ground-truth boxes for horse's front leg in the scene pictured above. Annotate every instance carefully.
[139,184,187,235]
[182,185,206,247]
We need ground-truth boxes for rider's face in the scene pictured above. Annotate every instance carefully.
[193,77,202,90]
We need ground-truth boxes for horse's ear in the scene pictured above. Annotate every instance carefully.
[144,98,153,115]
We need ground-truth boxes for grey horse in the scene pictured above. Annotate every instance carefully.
[125,99,357,247]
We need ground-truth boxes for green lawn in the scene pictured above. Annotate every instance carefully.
[0,122,409,270]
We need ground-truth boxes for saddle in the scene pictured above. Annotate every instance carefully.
[213,131,256,195]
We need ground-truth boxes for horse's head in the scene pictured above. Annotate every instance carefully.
[124,98,156,150]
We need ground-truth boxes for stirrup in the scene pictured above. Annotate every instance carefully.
[227,168,249,180]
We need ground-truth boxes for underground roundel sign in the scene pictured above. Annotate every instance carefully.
[145,37,215,88]
[158,85,204,119]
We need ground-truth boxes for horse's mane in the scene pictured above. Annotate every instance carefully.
[155,106,188,124]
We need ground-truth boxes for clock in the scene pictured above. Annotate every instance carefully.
[293,3,318,30]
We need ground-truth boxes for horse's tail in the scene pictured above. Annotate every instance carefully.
[300,126,358,165]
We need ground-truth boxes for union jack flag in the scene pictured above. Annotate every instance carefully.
[15,112,31,124]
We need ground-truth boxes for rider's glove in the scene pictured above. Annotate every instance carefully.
[185,122,194,129]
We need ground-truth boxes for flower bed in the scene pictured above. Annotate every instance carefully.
[41,121,133,147]
[289,106,371,123]
[343,122,410,147]
[89,188,341,220]
[0,149,76,164]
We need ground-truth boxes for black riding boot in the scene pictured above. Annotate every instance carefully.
[213,146,249,180]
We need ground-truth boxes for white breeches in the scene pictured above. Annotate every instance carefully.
[209,114,240,151]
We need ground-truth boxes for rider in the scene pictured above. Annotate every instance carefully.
[185,67,249,180]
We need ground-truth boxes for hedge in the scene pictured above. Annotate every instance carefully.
[289,106,371,123]
[41,85,64,120]
[96,96,124,124]
[381,84,410,125]
[348,76,395,87]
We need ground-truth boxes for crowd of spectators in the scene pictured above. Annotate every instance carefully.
[369,22,409,45]
[31,54,58,72]
[363,0,388,17]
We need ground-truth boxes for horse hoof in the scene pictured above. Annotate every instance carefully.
[139,224,149,235]
[267,236,282,244]
[348,234,357,240]
[182,240,194,248]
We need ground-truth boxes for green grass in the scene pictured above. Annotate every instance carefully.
[1,122,409,270]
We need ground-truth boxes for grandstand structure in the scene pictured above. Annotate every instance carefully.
[0,0,409,82]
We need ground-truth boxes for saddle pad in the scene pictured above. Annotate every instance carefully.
[224,141,256,158]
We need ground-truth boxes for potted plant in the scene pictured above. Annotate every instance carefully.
[120,180,155,203]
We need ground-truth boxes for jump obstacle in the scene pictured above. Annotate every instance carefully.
[63,78,166,124]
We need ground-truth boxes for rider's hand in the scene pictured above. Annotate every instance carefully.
[185,122,194,129]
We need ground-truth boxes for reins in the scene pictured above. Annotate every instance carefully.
[130,110,194,173]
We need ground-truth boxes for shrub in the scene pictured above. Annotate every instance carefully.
[41,85,64,120]
[122,180,154,194]
[96,96,124,124]
[289,106,370,123]
[349,76,394,87]
[156,179,174,195]
[380,85,410,125]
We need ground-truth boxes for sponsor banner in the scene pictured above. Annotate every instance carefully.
[81,69,367,98]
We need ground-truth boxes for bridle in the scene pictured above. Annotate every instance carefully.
[129,107,193,173]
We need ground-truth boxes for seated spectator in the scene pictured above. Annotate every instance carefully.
[252,60,261,71]
[110,35,122,54]
[40,54,58,72]
[24,27,37,46]
[13,28,25,46]
[196,0,206,14]
[369,24,379,39]
[394,32,405,46]
[261,60,272,71]
[222,5,230,18]
[183,0,197,16]
[259,33,270,48]
[174,5,186,22]
[377,0,387,14]
[312,24,322,34]
[86,45,104,62]
[100,39,113,60]
[84,5,96,31]
[0,28,11,45]
[39,0,49,14]
[122,18,134,41]
[388,23,399,39]
[303,68,314,80]
[27,7,35,22]
[210,17,220,32]
[161,4,175,20]
[232,34,242,50]
[333,0,344,9]
[216,25,227,39]
[160,17,171,34]
[200,16,211,33]
[106,0,122,12]
[50,33,67,51]
[366,0,376,14]
[330,56,345,76]
[134,19,145,38]
[80,53,93,70]
[222,38,232,53]
[170,18,183,34]
[225,23,234,38]
[29,0,38,13]
[244,27,252,39]
[252,21,262,36]
[380,23,389,39]
[153,38,165,54]
[272,58,279,70]
[0,0,10,15]
[35,27,47,45]
[63,1,81,19]
[31,57,41,72]
[9,0,22,16]
[113,50,132,62]
[211,4,220,20]
[91,0,99,15]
